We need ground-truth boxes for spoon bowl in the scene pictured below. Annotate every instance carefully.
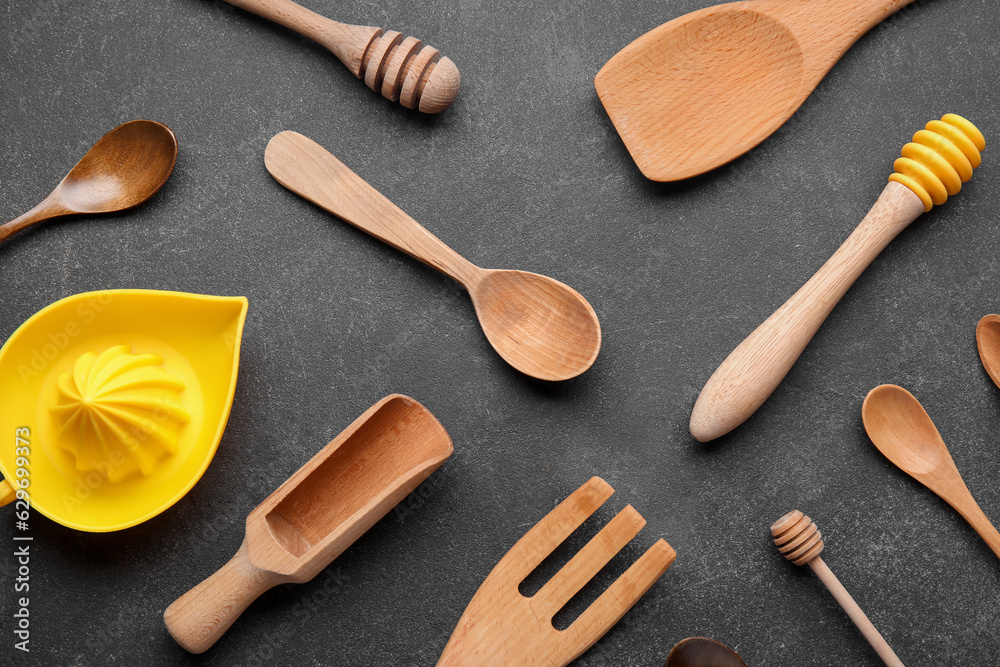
[471,269,601,381]
[0,120,177,242]
[664,637,746,667]
[976,314,1000,389]
[862,384,943,476]
[862,384,1000,559]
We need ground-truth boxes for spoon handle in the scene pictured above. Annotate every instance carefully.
[808,557,905,667]
[264,131,480,287]
[942,487,1000,560]
[0,196,72,243]
[689,181,925,441]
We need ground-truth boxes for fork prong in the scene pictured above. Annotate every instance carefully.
[563,539,675,658]
[501,477,614,583]
[533,505,645,616]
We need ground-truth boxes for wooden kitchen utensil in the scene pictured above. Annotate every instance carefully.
[772,510,904,667]
[595,0,918,181]
[976,314,1000,390]
[163,394,453,653]
[220,0,459,113]
[438,477,675,666]
[862,384,1000,559]
[0,120,177,243]
[690,114,985,442]
[265,131,602,381]
[664,637,746,667]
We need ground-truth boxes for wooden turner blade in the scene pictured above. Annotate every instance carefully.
[438,477,675,666]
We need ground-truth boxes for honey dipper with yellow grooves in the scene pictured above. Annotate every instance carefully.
[691,114,986,442]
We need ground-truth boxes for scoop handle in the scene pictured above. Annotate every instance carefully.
[689,182,926,441]
[164,541,285,653]
[264,131,480,286]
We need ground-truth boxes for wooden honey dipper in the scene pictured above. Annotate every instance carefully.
[690,114,986,441]
[221,0,460,113]
[771,510,904,667]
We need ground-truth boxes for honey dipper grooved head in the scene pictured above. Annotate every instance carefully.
[772,510,824,565]
[360,31,460,114]
[889,113,986,212]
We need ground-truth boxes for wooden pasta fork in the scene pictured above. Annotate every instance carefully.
[438,477,675,666]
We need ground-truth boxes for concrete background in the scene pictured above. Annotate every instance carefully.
[1,0,999,664]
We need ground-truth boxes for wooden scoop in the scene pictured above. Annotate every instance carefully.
[862,384,1000,560]
[438,477,675,666]
[163,394,453,653]
[772,510,904,666]
[264,131,602,381]
[595,0,917,181]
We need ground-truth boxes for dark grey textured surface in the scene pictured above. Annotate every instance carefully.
[2,0,999,665]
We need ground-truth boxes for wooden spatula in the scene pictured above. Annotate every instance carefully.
[595,0,916,181]
[438,477,675,666]
[164,394,453,653]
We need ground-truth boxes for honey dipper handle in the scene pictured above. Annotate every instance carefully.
[689,181,925,442]
[164,542,285,654]
[221,0,379,76]
[264,131,482,287]
[808,557,905,667]
[220,0,460,112]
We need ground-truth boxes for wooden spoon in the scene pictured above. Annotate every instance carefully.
[0,120,177,243]
[595,0,916,181]
[976,314,1000,389]
[220,0,459,113]
[665,637,746,667]
[862,384,1000,560]
[163,394,453,653]
[264,131,602,381]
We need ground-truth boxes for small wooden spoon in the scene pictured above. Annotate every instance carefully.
[595,0,916,181]
[976,314,1000,389]
[0,120,177,243]
[665,637,746,667]
[264,131,602,381]
[862,384,1000,559]
[163,394,453,653]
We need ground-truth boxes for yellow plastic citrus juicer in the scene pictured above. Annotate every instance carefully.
[0,289,248,531]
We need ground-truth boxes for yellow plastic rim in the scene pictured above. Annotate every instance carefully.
[0,290,248,532]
